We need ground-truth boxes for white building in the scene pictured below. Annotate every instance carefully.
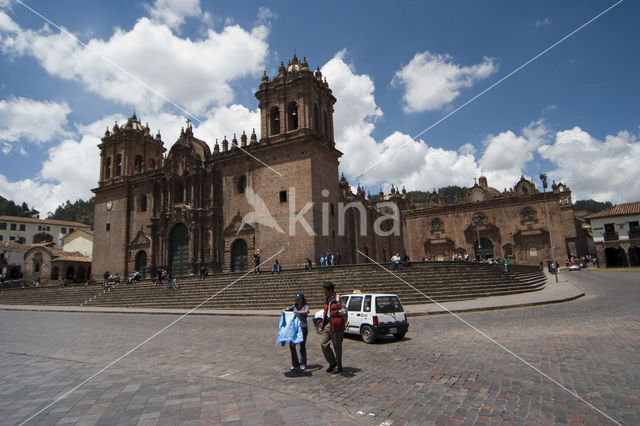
[587,202,640,267]
[0,216,91,246]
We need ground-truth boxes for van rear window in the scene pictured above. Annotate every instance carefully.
[375,296,404,313]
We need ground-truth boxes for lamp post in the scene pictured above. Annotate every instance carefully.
[475,212,482,261]
[539,173,558,283]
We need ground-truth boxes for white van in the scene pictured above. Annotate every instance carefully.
[313,293,409,344]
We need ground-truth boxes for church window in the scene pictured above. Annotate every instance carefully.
[522,207,534,222]
[18,237,25,243]
[134,155,144,172]
[115,154,122,176]
[288,102,298,130]
[139,195,147,212]
[105,157,111,179]
[431,218,442,230]
[0,222,5,230]
[61,227,67,234]
[10,224,16,230]
[280,190,287,203]
[238,176,246,194]
[106,223,110,231]
[174,181,184,203]
[330,203,335,215]
[19,224,25,231]
[270,106,280,135]
[149,159,155,170]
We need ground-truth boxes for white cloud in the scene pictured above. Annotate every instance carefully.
[392,51,498,113]
[477,121,548,191]
[147,0,210,31]
[0,113,121,215]
[0,11,269,114]
[194,104,260,147]
[536,17,551,28]
[0,97,71,148]
[539,127,640,203]
[322,51,481,192]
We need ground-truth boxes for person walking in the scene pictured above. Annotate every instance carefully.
[503,256,510,272]
[284,293,309,371]
[320,281,346,374]
[254,249,261,273]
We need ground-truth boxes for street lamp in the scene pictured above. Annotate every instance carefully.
[475,212,482,261]
[539,173,558,283]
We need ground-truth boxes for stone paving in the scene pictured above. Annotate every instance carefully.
[0,269,639,425]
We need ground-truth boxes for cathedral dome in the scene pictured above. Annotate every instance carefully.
[121,113,145,131]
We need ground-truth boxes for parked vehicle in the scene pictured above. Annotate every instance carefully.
[314,293,409,344]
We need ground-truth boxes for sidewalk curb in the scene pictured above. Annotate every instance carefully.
[405,291,585,317]
[0,290,585,317]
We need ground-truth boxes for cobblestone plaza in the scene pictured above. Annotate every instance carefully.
[1,270,639,425]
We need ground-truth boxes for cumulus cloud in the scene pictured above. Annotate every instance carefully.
[322,51,481,192]
[194,104,260,147]
[392,51,497,113]
[0,97,71,149]
[147,0,210,31]
[0,11,269,114]
[539,127,640,203]
[478,121,549,190]
[0,113,121,215]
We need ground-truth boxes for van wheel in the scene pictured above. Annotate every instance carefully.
[315,320,323,334]
[393,332,406,340]
[361,325,375,344]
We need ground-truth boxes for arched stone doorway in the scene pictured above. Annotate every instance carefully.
[170,224,189,276]
[66,266,75,280]
[231,239,248,272]
[474,238,494,260]
[76,266,86,282]
[135,250,147,277]
[51,266,59,280]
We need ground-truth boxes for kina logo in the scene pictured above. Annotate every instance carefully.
[238,186,285,235]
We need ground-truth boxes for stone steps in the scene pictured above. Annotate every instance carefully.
[0,262,545,309]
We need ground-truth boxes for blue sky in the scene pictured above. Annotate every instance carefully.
[0,0,638,215]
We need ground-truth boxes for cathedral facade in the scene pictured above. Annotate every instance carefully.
[92,56,404,277]
[92,56,580,278]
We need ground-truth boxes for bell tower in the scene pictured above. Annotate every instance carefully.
[255,54,336,146]
[93,113,166,278]
[98,113,165,186]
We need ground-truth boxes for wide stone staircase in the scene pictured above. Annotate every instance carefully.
[0,262,545,310]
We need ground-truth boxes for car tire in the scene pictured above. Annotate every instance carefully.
[393,332,406,340]
[360,325,375,344]
[315,319,323,335]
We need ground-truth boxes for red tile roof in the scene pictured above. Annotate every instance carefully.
[0,215,91,228]
[586,202,640,219]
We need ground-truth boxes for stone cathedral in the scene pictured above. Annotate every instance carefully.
[92,55,581,277]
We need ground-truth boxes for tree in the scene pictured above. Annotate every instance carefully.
[573,199,613,214]
[438,186,470,204]
[47,197,95,226]
[0,196,39,218]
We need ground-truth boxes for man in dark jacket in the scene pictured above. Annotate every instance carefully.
[320,281,345,374]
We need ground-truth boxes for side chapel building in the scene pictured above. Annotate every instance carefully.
[92,55,580,277]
